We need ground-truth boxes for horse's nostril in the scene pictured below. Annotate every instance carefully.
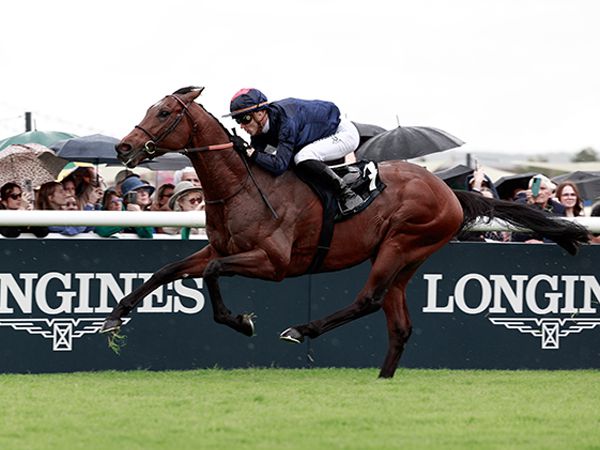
[116,143,132,153]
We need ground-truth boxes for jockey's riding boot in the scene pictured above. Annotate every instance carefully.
[297,160,363,214]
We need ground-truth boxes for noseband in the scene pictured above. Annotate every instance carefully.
[134,94,198,156]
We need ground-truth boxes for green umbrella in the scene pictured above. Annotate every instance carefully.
[0,130,78,151]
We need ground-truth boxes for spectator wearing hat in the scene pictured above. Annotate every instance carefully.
[120,176,155,211]
[162,181,204,239]
[113,169,140,196]
[224,88,363,215]
[95,177,155,239]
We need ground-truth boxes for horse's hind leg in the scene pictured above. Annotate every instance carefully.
[282,242,415,343]
[378,267,419,378]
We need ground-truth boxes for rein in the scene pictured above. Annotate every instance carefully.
[182,142,278,218]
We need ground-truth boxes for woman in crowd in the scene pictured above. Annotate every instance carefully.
[36,181,92,236]
[101,189,123,211]
[95,177,154,238]
[556,181,584,217]
[35,181,68,211]
[151,183,175,212]
[162,181,204,239]
[0,182,48,238]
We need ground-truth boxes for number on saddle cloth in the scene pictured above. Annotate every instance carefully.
[297,160,387,273]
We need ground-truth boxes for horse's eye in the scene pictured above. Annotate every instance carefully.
[158,110,171,118]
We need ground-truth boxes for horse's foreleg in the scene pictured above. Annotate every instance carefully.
[100,245,218,333]
[203,248,288,336]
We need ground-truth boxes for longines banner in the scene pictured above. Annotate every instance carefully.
[0,240,599,373]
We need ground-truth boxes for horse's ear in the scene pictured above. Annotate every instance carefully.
[172,86,205,98]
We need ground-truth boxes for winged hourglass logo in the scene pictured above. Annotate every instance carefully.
[488,318,600,349]
[0,318,131,351]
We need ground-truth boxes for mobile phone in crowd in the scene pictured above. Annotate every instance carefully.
[531,177,542,197]
[124,191,138,205]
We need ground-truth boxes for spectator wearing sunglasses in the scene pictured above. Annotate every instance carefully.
[224,88,363,215]
[162,181,204,239]
[0,182,48,238]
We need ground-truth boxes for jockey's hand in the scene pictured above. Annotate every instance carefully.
[247,147,255,158]
[231,134,250,152]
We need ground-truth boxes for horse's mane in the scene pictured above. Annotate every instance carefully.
[172,86,251,160]
[170,86,232,137]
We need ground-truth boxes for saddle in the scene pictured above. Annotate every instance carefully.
[295,160,386,273]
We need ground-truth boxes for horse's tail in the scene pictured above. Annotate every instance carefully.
[453,190,590,255]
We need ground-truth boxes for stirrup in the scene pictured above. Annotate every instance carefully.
[338,191,363,214]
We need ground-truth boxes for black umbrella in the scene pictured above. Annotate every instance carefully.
[494,172,537,200]
[52,134,122,164]
[434,164,473,190]
[552,171,600,201]
[355,126,464,162]
[52,133,192,170]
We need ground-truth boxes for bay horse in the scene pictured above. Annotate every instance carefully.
[101,86,589,378]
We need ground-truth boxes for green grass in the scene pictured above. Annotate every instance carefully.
[0,368,599,450]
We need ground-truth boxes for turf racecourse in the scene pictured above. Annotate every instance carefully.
[1,369,599,450]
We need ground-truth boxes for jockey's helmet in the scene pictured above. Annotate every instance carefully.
[226,88,269,117]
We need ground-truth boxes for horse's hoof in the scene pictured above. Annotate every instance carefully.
[279,327,304,344]
[240,313,256,337]
[100,318,122,334]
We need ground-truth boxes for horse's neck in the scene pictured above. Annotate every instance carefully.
[188,109,248,203]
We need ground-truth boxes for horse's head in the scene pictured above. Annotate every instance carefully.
[116,86,205,168]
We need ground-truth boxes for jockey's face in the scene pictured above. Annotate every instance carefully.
[240,110,267,136]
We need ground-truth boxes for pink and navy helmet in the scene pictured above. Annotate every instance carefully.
[226,88,269,117]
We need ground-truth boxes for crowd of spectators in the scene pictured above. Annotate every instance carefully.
[0,163,597,243]
[0,166,205,239]
[455,166,597,244]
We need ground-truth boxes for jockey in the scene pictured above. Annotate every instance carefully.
[225,88,363,214]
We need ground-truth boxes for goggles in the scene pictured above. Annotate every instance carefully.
[234,114,253,125]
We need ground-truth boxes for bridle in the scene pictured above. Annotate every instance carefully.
[126,94,277,218]
[132,94,234,159]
